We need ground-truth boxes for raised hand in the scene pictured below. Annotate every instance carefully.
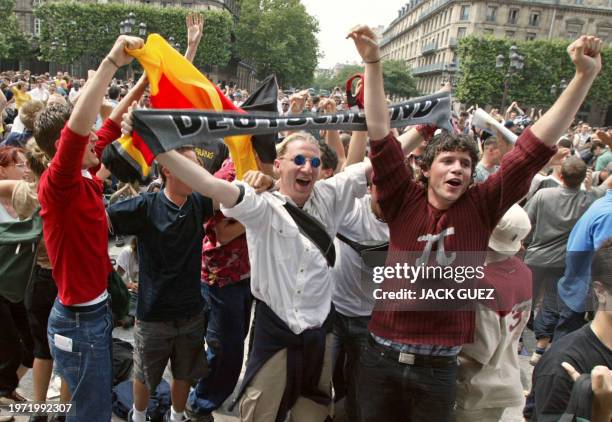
[242,170,275,193]
[595,130,612,148]
[186,12,204,47]
[567,35,603,77]
[346,25,380,63]
[108,35,144,68]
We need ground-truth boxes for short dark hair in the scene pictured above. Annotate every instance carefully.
[318,142,338,172]
[33,103,72,159]
[561,156,587,189]
[558,138,573,149]
[108,84,121,101]
[590,140,604,154]
[482,137,498,149]
[592,238,612,292]
[419,131,479,185]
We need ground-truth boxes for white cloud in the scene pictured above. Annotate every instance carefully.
[301,0,401,68]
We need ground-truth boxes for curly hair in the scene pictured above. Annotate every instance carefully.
[418,131,480,185]
[20,100,45,132]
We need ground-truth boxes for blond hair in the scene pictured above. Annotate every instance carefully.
[276,132,319,158]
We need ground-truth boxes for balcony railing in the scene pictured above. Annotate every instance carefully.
[411,62,446,76]
[421,42,438,55]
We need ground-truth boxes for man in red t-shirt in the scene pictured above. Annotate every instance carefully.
[348,25,603,421]
[33,35,145,420]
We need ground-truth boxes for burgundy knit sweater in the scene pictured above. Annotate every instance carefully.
[368,128,555,346]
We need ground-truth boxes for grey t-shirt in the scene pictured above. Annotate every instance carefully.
[524,186,597,267]
[474,162,499,183]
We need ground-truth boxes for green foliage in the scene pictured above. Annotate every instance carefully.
[235,0,319,88]
[0,0,31,59]
[455,35,612,109]
[313,61,417,99]
[382,59,418,98]
[35,1,232,68]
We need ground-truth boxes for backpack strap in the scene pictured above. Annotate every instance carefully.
[282,201,335,267]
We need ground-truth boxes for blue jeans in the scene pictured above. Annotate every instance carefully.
[358,339,458,422]
[554,297,586,341]
[47,298,113,422]
[332,311,370,422]
[533,266,565,340]
[187,280,253,416]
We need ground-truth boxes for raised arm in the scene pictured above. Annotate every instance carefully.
[68,36,143,136]
[531,36,602,147]
[184,13,204,63]
[345,131,368,167]
[320,98,346,170]
[157,150,240,208]
[347,25,388,140]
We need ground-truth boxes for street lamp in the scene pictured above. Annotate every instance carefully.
[550,78,568,96]
[496,45,524,110]
[138,22,147,37]
[442,60,458,86]
[50,38,59,74]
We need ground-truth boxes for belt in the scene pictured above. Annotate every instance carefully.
[368,336,458,368]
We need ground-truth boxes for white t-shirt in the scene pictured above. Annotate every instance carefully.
[116,245,138,283]
[332,194,389,317]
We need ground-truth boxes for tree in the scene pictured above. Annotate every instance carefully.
[455,35,612,110]
[0,0,31,60]
[383,60,418,99]
[35,2,232,69]
[235,0,319,88]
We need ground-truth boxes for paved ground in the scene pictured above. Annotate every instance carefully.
[10,237,534,421]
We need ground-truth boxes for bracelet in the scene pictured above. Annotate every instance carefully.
[365,58,381,64]
[105,56,121,69]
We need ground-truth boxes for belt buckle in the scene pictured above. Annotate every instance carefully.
[398,352,415,365]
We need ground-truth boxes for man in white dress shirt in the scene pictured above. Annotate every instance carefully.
[151,130,372,422]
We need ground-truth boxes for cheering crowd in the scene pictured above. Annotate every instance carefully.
[1,15,612,422]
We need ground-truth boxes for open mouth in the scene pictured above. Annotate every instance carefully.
[296,178,311,187]
[446,178,462,188]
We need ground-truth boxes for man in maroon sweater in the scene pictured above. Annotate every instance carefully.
[33,35,144,421]
[348,25,603,421]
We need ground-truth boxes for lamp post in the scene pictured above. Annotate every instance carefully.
[442,60,458,87]
[496,45,524,110]
[550,78,568,97]
[51,38,59,74]
[168,36,180,51]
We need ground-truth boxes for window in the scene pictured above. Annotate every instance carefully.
[526,32,536,41]
[529,12,540,27]
[575,0,584,4]
[506,30,515,38]
[567,31,577,39]
[33,17,41,36]
[508,9,519,25]
[457,27,467,39]
[460,5,470,21]
[486,6,497,22]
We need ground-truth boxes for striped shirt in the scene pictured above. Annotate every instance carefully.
[368,127,555,347]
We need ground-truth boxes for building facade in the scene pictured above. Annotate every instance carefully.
[380,0,612,96]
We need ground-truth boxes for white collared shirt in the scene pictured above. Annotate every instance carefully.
[222,162,368,334]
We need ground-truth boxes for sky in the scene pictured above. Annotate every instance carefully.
[301,0,402,69]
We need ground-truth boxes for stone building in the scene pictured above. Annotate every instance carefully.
[379,0,612,123]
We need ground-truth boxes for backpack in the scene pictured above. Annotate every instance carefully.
[112,379,171,422]
[112,338,134,386]
[0,211,42,303]
[108,269,130,322]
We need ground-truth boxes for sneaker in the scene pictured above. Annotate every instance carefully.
[28,416,48,422]
[530,351,543,366]
[184,403,214,422]
[127,409,150,422]
[162,409,193,422]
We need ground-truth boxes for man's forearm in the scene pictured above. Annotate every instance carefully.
[531,72,597,146]
[397,127,424,156]
[364,61,389,140]
[109,75,148,125]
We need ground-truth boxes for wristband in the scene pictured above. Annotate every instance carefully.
[364,58,381,64]
[106,56,121,69]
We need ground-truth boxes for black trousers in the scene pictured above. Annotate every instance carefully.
[0,295,34,395]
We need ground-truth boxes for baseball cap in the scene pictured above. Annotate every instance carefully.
[488,204,531,256]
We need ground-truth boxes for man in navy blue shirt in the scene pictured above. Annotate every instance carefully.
[107,146,213,422]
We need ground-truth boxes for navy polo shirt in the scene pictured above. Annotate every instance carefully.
[107,191,214,321]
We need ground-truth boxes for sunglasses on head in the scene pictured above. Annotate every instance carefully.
[289,154,321,168]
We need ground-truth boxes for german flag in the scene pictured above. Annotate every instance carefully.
[103,34,270,182]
